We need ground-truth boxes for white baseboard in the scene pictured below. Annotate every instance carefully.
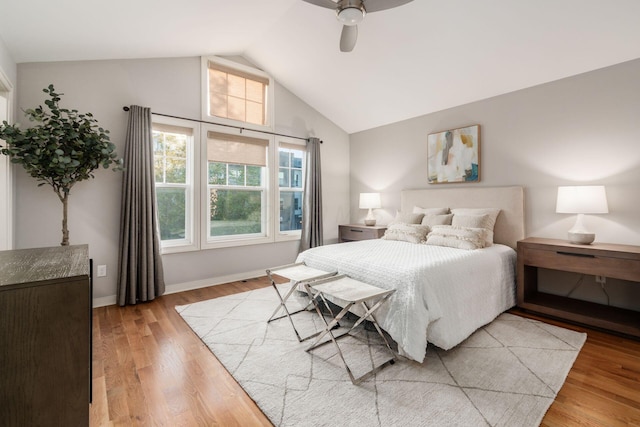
[93,295,117,308]
[92,268,267,308]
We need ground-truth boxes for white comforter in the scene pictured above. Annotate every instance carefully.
[296,239,517,363]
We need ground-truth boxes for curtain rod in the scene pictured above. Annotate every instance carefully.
[122,106,316,143]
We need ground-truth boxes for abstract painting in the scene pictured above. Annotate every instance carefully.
[427,124,480,184]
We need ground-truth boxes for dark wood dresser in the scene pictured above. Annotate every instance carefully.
[0,245,91,426]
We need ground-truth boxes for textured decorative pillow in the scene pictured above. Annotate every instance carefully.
[451,214,493,246]
[425,225,486,250]
[412,206,450,215]
[425,235,482,250]
[451,208,501,244]
[383,223,430,243]
[421,213,453,227]
[391,211,425,225]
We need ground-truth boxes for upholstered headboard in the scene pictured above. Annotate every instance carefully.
[401,186,525,249]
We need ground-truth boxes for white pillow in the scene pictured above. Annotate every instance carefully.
[412,206,450,215]
[425,235,483,250]
[451,208,501,244]
[391,211,424,225]
[421,213,453,227]
[451,214,493,246]
[383,223,430,243]
[425,225,486,250]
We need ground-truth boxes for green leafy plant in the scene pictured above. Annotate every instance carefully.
[0,84,123,246]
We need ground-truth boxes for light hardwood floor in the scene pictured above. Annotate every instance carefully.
[91,277,640,426]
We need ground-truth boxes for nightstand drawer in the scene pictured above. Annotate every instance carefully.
[341,227,375,240]
[522,246,640,282]
[338,225,386,242]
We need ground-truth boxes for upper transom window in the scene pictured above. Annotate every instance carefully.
[203,57,271,128]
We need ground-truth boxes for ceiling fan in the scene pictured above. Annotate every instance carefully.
[302,0,414,52]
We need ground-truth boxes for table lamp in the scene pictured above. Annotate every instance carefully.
[359,192,381,226]
[556,185,608,244]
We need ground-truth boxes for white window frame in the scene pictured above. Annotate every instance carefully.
[201,56,275,133]
[152,117,200,254]
[0,69,13,250]
[200,124,274,250]
[275,137,306,242]
[150,56,299,251]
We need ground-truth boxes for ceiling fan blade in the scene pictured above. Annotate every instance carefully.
[301,0,339,9]
[340,25,358,52]
[362,0,413,13]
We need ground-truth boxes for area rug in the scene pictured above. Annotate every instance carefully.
[176,285,586,427]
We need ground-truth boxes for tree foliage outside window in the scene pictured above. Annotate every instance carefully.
[209,189,262,236]
[153,129,189,242]
[156,188,186,240]
[208,161,264,237]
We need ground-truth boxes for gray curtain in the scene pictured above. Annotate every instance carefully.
[117,105,165,306]
[299,137,323,252]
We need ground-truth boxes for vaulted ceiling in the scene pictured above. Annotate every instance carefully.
[1,0,640,134]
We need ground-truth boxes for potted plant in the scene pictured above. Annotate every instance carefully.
[0,84,122,246]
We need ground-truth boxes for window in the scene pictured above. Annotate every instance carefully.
[152,57,305,251]
[204,130,270,244]
[152,120,199,252]
[202,57,272,129]
[278,141,305,234]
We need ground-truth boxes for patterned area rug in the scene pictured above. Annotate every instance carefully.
[176,285,586,427]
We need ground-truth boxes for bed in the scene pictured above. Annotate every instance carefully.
[296,186,525,363]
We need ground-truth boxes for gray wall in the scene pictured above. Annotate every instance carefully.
[350,58,640,310]
[350,58,640,246]
[15,57,350,303]
[13,55,640,306]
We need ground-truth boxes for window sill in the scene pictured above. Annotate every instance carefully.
[161,234,301,253]
[160,242,200,255]
[275,233,302,243]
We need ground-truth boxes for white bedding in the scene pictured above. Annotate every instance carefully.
[295,239,517,363]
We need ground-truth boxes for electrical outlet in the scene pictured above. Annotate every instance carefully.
[97,265,107,277]
[595,275,606,284]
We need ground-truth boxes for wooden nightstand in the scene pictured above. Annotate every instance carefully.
[517,237,640,338]
[338,224,387,243]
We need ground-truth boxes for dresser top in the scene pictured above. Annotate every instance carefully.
[0,245,89,288]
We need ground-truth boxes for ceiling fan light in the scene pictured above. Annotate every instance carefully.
[337,7,365,25]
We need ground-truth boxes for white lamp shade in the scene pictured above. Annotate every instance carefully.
[556,186,608,214]
[359,192,381,209]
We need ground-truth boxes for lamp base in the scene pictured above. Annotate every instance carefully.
[364,207,376,226]
[566,213,595,244]
[567,231,595,245]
